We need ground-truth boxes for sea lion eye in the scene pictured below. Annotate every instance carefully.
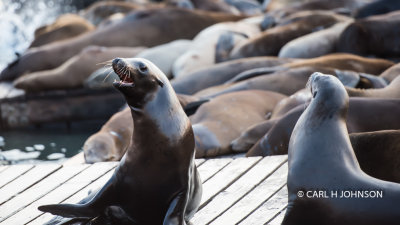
[313,91,317,98]
[138,64,147,73]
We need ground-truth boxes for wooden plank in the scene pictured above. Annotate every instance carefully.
[28,169,115,225]
[0,165,9,174]
[192,156,287,225]
[239,186,288,225]
[0,164,89,222]
[2,163,117,225]
[209,162,288,225]
[200,157,261,207]
[268,208,287,225]
[195,158,206,167]
[0,164,61,204]
[197,158,233,182]
[0,164,34,188]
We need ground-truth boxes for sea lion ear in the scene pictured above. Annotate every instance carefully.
[156,78,164,88]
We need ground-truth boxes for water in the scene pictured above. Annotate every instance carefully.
[0,1,103,164]
[0,121,105,164]
[0,0,77,71]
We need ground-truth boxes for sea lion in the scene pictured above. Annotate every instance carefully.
[84,107,132,164]
[13,46,146,92]
[190,90,286,157]
[283,73,400,225]
[39,58,202,225]
[345,75,400,98]
[85,39,192,89]
[278,21,351,58]
[171,56,297,95]
[172,19,258,78]
[80,1,141,26]
[338,10,400,58]
[83,94,207,163]
[228,11,350,59]
[248,97,400,157]
[354,0,400,19]
[30,14,95,48]
[380,62,400,82]
[350,130,400,183]
[227,53,394,83]
[194,66,351,98]
[0,8,244,81]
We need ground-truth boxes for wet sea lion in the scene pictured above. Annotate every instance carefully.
[39,58,202,225]
[190,90,286,157]
[354,0,400,19]
[380,62,400,82]
[81,1,141,26]
[345,75,400,98]
[228,11,350,59]
[278,21,351,58]
[283,73,400,225]
[14,46,146,92]
[0,8,244,81]
[248,97,400,157]
[338,10,400,57]
[172,19,259,78]
[171,56,297,95]
[30,14,95,48]
[84,107,132,164]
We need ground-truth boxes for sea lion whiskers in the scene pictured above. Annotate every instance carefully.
[102,67,114,83]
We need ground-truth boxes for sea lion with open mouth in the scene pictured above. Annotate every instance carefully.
[39,58,202,225]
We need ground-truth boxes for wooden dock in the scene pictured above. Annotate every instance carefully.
[0,155,288,225]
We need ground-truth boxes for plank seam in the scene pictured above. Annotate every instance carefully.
[199,157,263,211]
[201,160,234,184]
[206,159,287,225]
[24,164,118,225]
[264,205,287,225]
[0,165,62,206]
[0,165,93,223]
[0,165,35,189]
[237,183,287,225]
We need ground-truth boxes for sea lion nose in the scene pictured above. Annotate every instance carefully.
[112,58,122,66]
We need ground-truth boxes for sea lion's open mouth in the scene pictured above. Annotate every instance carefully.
[112,58,135,87]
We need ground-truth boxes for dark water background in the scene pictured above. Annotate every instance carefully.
[0,0,104,164]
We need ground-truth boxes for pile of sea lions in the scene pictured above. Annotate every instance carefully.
[1,0,400,224]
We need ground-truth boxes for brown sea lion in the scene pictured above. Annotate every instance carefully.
[354,0,400,19]
[13,46,146,92]
[345,75,400,98]
[350,130,400,183]
[81,1,141,26]
[278,21,351,58]
[380,62,400,82]
[83,93,206,163]
[30,14,95,48]
[248,97,400,157]
[338,10,400,57]
[0,8,244,81]
[171,56,298,95]
[228,11,350,59]
[190,90,286,157]
[39,58,202,225]
[283,73,400,225]
[84,107,132,164]
[172,18,260,78]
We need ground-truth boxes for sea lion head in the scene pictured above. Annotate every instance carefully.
[307,72,349,118]
[112,57,165,109]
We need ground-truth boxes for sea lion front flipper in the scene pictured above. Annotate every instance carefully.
[163,191,189,225]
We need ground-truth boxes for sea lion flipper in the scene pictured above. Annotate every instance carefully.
[163,191,189,225]
[39,175,117,218]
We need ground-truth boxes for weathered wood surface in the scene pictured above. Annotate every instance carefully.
[0,155,288,225]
